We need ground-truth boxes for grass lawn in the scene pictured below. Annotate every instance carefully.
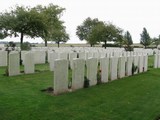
[0,56,160,120]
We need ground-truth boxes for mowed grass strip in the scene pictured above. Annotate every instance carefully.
[0,57,160,120]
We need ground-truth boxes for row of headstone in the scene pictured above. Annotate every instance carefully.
[49,50,150,72]
[0,47,153,67]
[21,50,46,65]
[32,47,154,55]
[8,52,35,76]
[53,55,148,95]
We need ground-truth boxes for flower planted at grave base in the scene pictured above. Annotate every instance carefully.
[132,63,138,75]
[97,69,102,85]
[84,76,89,88]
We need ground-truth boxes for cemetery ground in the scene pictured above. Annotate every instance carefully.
[0,56,160,120]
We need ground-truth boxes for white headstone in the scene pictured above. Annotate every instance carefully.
[126,56,133,76]
[72,59,85,90]
[34,51,46,64]
[86,58,98,86]
[100,52,106,58]
[54,59,68,95]
[157,54,160,68]
[100,57,109,83]
[138,55,144,73]
[0,51,7,66]
[154,54,158,68]
[118,57,126,78]
[24,52,35,74]
[47,51,52,63]
[86,52,93,59]
[93,52,99,59]
[59,52,68,60]
[78,52,86,60]
[143,55,148,72]
[69,52,77,69]
[110,57,118,81]
[133,56,139,74]
[9,52,20,76]
[49,52,59,71]
[21,51,28,65]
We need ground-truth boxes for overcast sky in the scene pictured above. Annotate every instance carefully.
[0,0,160,43]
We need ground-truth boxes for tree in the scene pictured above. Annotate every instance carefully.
[108,24,124,48]
[0,5,48,64]
[140,27,151,48]
[51,27,69,47]
[86,22,105,47]
[0,29,8,39]
[114,33,124,48]
[34,4,67,46]
[76,17,102,47]
[152,35,160,48]
[124,31,133,51]
[0,5,47,49]
[87,21,123,49]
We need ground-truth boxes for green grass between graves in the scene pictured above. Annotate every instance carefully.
[0,55,160,120]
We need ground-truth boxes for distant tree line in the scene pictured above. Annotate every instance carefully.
[0,4,160,49]
[76,17,133,50]
[76,17,160,49]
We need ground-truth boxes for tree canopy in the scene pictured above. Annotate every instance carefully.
[140,27,151,48]
[76,17,102,46]
[76,18,123,48]
[101,23,123,48]
[123,31,133,51]
[152,35,160,48]
[34,4,68,46]
[0,4,68,47]
[0,6,47,49]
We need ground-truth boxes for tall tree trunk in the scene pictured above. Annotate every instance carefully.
[20,32,24,50]
[20,32,24,65]
[104,40,107,49]
[45,40,47,47]
[58,42,60,48]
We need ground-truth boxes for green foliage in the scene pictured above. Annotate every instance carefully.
[21,42,31,50]
[140,27,151,48]
[5,41,16,51]
[77,18,123,47]
[124,31,133,45]
[152,35,160,47]
[52,28,69,47]
[0,5,47,49]
[34,4,68,46]
[132,63,138,75]
[102,43,120,47]
[0,4,68,47]
[101,23,123,48]
[124,46,133,51]
[76,17,102,46]
[87,23,104,46]
[97,69,102,85]
[84,76,89,88]
[124,31,133,51]
[0,30,8,39]
[89,22,123,48]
